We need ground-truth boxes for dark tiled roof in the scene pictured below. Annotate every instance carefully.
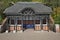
[3,2,52,16]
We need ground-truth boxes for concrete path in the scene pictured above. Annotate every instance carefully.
[0,29,60,40]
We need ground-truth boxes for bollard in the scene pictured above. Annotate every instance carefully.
[43,24,48,31]
[13,30,16,33]
[35,24,41,31]
[0,25,1,29]
[55,24,60,33]
[5,30,9,33]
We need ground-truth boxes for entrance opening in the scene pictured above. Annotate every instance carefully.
[23,20,34,29]
[21,7,35,29]
[42,18,48,31]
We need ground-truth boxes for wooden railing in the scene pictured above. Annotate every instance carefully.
[49,15,54,24]
[0,17,8,33]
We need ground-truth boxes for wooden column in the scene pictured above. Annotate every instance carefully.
[46,16,50,32]
[7,17,10,30]
[40,17,43,30]
[21,15,23,30]
[9,17,11,26]
[48,16,50,32]
[9,16,11,31]
[34,15,35,30]
[45,16,48,31]
[39,16,41,30]
[15,17,17,31]
[6,17,9,30]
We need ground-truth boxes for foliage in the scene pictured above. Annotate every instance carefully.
[54,14,60,24]
[0,15,3,24]
[51,7,60,24]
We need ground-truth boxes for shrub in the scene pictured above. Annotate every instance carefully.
[0,15,3,24]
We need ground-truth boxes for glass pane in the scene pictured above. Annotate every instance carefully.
[35,20,40,24]
[42,18,46,24]
[36,17,40,20]
[28,20,34,24]
[17,20,21,24]
[35,17,40,24]
[23,16,26,20]
[11,20,14,24]
[25,16,28,20]
[29,16,33,20]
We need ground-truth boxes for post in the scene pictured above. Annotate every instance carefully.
[40,17,43,30]
[6,17,9,33]
[21,15,23,31]
[7,17,9,31]
[40,16,41,30]
[34,15,35,30]
[46,16,50,32]
[9,16,11,31]
[15,17,17,32]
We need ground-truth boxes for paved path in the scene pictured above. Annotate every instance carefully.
[0,29,60,40]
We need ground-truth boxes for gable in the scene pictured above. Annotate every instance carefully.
[3,2,52,16]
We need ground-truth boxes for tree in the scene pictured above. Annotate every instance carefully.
[20,0,32,2]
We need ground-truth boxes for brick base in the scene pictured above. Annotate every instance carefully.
[35,26,41,31]
[55,24,60,32]
[56,28,60,32]
[10,26,14,31]
[43,26,48,31]
[16,26,22,31]
[9,25,22,31]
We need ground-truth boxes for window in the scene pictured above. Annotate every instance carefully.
[23,16,33,20]
[35,20,40,24]
[29,16,33,20]
[42,18,46,24]
[28,20,34,24]
[21,8,35,15]
[8,19,10,24]
[10,16,15,24]
[35,17,40,24]
[11,20,14,24]
[17,20,21,24]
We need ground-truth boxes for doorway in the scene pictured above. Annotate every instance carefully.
[23,20,34,29]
